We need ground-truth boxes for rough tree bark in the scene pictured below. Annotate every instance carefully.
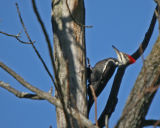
[51,0,87,127]
[1,1,160,128]
[115,17,160,128]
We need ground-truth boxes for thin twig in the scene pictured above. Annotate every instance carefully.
[89,85,98,127]
[31,0,56,75]
[15,3,55,88]
[66,0,92,28]
[0,30,32,44]
[16,3,32,42]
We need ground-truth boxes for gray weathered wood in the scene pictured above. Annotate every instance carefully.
[51,0,87,127]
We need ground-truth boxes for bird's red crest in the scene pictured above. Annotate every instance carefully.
[127,55,136,64]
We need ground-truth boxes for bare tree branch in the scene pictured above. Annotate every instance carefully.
[15,3,55,88]
[0,81,43,100]
[0,30,33,44]
[1,1,95,128]
[97,5,158,127]
[0,61,51,97]
[0,61,62,108]
[16,2,72,126]
[31,0,55,73]
[0,61,97,128]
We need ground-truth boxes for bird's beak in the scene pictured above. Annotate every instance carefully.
[112,45,123,62]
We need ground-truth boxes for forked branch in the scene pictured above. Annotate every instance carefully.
[0,61,97,128]
[0,30,33,44]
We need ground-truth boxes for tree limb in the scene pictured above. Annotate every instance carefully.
[97,5,157,127]
[0,61,97,128]
[0,61,52,98]
[0,81,44,100]
[31,0,55,74]
[1,2,93,128]
[0,61,61,108]
[0,30,33,44]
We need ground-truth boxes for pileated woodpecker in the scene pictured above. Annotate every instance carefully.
[87,45,135,113]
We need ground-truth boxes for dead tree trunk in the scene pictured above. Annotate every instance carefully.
[51,0,87,127]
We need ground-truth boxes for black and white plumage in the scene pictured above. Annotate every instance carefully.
[87,45,136,113]
[87,58,118,112]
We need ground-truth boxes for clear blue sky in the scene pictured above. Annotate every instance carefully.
[0,0,159,128]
